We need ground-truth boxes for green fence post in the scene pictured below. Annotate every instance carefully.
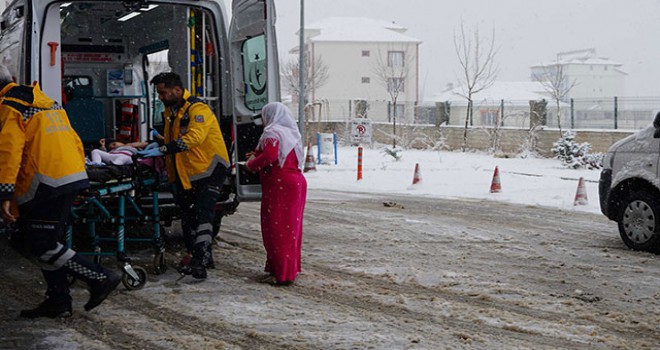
[469,100,473,126]
[570,98,574,129]
[500,99,504,126]
[614,96,618,130]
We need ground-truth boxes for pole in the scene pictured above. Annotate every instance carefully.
[297,0,306,144]
[357,146,363,181]
[614,96,618,130]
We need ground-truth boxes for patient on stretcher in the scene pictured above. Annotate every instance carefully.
[85,138,166,184]
[87,138,149,166]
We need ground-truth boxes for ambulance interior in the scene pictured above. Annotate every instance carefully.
[53,1,227,147]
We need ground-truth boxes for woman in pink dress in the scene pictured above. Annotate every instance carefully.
[246,102,307,285]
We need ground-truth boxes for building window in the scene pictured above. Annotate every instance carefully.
[387,78,405,93]
[389,103,405,121]
[362,50,370,57]
[394,104,405,118]
[388,51,404,67]
[480,109,499,126]
[361,77,370,84]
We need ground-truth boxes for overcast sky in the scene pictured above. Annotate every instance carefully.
[272,0,660,100]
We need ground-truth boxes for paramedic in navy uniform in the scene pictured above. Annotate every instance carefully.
[0,64,120,318]
[138,72,229,280]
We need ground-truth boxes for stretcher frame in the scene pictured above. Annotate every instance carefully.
[66,163,167,290]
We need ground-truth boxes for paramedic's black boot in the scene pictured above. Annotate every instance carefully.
[179,240,211,279]
[20,298,72,319]
[179,253,214,269]
[57,252,119,311]
[178,261,207,279]
[85,271,120,311]
[206,256,215,269]
[21,268,73,318]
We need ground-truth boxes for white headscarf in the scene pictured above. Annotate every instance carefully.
[257,102,304,168]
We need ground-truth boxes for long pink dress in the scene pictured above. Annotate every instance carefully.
[246,139,307,283]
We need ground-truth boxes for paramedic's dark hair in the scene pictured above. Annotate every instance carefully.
[0,64,12,87]
[150,72,183,89]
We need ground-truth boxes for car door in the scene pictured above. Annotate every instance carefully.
[229,0,280,201]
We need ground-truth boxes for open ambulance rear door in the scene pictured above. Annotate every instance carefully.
[229,0,280,201]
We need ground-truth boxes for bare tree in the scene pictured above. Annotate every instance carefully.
[532,64,577,135]
[281,53,329,104]
[373,46,415,149]
[453,22,498,151]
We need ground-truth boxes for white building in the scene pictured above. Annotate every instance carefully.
[530,48,627,100]
[290,17,421,123]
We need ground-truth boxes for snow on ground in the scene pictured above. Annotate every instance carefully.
[5,143,657,350]
[305,144,602,215]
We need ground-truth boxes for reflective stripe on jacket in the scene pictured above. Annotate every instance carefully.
[0,82,88,205]
[163,89,229,189]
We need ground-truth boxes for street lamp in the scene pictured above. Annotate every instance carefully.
[297,0,306,144]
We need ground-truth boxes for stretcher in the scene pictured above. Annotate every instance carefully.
[66,159,168,290]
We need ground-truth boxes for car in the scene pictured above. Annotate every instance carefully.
[599,112,660,253]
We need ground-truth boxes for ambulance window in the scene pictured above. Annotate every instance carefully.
[145,50,170,131]
[242,35,267,111]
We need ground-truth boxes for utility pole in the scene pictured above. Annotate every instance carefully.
[297,0,306,143]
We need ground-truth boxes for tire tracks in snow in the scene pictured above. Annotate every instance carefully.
[221,193,658,348]
[217,227,601,349]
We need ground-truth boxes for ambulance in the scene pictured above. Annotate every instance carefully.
[0,0,278,213]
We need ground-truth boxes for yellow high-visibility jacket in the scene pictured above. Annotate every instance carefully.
[162,89,229,189]
[0,82,88,206]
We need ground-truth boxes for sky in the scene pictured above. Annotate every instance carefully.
[272,0,660,100]
[305,143,603,215]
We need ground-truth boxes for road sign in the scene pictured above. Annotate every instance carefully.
[350,118,372,144]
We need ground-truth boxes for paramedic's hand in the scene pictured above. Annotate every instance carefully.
[151,129,164,141]
[1,200,16,223]
[144,142,159,150]
[137,147,164,158]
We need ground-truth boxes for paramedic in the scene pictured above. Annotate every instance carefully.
[138,72,229,280]
[0,64,120,318]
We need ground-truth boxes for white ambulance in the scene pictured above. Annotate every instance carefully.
[0,0,277,215]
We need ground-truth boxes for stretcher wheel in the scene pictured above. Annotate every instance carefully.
[153,252,167,275]
[122,266,147,290]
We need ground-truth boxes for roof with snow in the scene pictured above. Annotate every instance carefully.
[530,48,623,68]
[304,17,422,44]
[426,81,553,107]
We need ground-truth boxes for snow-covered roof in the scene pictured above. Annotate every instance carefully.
[304,17,422,44]
[531,48,622,68]
[427,81,551,106]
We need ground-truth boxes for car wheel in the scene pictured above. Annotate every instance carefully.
[618,191,660,253]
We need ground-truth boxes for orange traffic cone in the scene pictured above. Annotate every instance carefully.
[574,177,588,206]
[490,166,501,193]
[303,144,316,173]
[411,163,422,185]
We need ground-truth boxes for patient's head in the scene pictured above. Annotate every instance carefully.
[100,138,125,150]
[108,141,125,150]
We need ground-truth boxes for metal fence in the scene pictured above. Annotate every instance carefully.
[286,96,660,130]
[415,96,660,130]
[570,97,660,130]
